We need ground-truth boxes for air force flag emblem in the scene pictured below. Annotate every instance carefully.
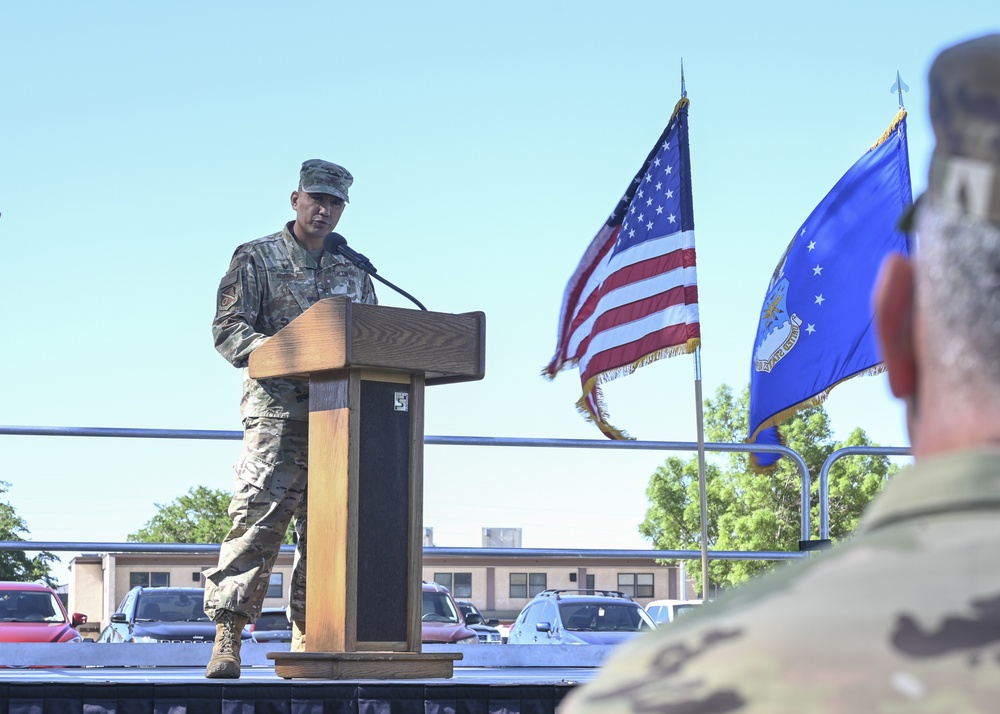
[754,277,801,374]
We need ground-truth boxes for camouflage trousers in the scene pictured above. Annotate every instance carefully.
[203,417,310,622]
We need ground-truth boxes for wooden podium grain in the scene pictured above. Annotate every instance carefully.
[247,297,485,679]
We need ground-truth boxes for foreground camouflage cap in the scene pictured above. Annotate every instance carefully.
[924,33,1000,227]
[299,159,352,203]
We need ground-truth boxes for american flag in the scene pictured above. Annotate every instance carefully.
[545,98,700,439]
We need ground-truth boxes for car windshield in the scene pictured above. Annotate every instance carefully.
[0,590,67,624]
[135,592,210,622]
[559,602,657,632]
[422,592,460,624]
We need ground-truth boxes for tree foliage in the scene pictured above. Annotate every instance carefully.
[128,485,294,544]
[639,384,898,594]
[0,480,57,584]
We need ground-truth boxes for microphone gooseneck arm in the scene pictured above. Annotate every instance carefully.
[323,232,427,311]
[368,271,427,311]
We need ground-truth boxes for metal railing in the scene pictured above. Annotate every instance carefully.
[817,445,912,539]
[3,424,915,545]
[0,541,809,562]
[1,424,814,542]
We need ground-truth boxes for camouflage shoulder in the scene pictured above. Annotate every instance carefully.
[228,230,286,267]
[231,230,284,255]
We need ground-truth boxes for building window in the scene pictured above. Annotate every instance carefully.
[433,572,472,598]
[510,572,547,598]
[129,571,169,588]
[267,572,283,599]
[434,572,452,591]
[618,573,654,599]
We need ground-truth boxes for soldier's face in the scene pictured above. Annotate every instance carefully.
[291,190,346,242]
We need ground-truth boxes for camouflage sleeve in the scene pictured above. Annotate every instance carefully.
[212,248,268,368]
[362,272,378,305]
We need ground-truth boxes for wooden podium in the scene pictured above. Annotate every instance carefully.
[248,297,485,679]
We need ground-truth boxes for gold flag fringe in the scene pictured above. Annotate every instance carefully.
[746,363,886,472]
[576,337,701,440]
[869,109,907,151]
[670,97,690,122]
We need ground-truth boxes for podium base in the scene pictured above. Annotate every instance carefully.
[268,651,463,679]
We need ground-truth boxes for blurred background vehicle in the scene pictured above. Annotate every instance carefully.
[97,586,252,644]
[0,581,88,644]
[507,589,656,646]
[421,581,479,645]
[455,599,503,644]
[644,598,703,625]
[494,621,512,644]
[250,607,292,643]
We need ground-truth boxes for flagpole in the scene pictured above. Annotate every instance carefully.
[694,346,710,599]
[681,59,710,600]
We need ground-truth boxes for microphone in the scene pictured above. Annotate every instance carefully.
[323,232,377,274]
[323,232,427,311]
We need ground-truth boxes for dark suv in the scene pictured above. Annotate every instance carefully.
[97,586,253,644]
[507,589,656,645]
[455,599,503,644]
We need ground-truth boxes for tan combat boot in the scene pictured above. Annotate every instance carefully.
[291,619,306,652]
[205,610,249,679]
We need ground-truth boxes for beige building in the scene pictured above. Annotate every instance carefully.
[68,550,691,639]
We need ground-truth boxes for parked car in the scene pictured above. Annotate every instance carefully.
[421,581,479,645]
[455,599,503,644]
[250,607,292,643]
[644,598,703,625]
[494,621,513,644]
[507,589,656,645]
[97,586,253,644]
[0,581,88,643]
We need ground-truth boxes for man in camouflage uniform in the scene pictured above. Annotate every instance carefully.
[561,34,1000,713]
[202,159,377,679]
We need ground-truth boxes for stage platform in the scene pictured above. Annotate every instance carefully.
[0,645,602,714]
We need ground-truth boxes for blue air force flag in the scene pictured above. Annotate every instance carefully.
[747,110,912,468]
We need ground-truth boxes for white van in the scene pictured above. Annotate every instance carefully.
[644,599,703,625]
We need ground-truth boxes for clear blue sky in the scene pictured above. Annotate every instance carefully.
[2,2,996,579]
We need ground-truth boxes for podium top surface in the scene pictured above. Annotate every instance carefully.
[248,298,485,385]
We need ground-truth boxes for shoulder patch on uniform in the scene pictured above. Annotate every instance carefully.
[218,269,240,311]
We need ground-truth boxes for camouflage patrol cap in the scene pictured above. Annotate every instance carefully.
[298,159,353,203]
[904,34,1000,230]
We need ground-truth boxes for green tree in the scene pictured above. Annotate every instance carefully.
[128,486,294,544]
[638,384,898,594]
[0,480,57,583]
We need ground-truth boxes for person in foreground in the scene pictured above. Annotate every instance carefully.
[202,159,377,678]
[559,33,1000,713]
